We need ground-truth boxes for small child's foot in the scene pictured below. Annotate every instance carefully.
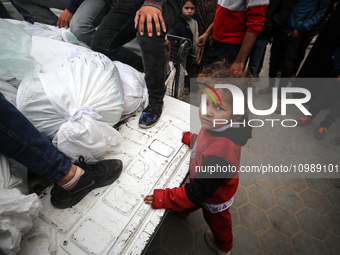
[204,230,233,255]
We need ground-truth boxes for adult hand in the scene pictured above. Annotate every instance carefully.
[57,9,73,28]
[134,6,166,37]
[144,195,154,205]
[231,62,244,74]
[288,29,300,38]
[197,33,209,47]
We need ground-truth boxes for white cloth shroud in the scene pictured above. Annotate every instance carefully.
[17,52,125,162]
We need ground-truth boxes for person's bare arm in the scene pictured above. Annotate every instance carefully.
[197,22,214,47]
[231,31,257,73]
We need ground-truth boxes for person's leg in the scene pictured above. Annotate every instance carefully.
[292,29,315,76]
[319,81,340,129]
[70,0,111,46]
[0,2,14,19]
[204,39,241,66]
[256,44,267,75]
[298,80,338,129]
[13,0,68,25]
[0,93,123,208]
[137,0,181,128]
[278,35,301,98]
[10,0,36,24]
[268,31,284,89]
[0,92,71,182]
[203,207,233,251]
[247,38,268,77]
[91,0,144,72]
[309,80,338,117]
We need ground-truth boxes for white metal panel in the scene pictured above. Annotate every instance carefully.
[37,96,191,255]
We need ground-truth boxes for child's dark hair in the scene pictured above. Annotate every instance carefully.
[183,0,196,7]
[197,61,254,119]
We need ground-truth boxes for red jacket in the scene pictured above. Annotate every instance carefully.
[213,0,268,44]
[152,125,252,211]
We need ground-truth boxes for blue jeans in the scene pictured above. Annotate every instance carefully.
[70,0,112,46]
[247,38,268,76]
[0,93,71,183]
[91,0,181,103]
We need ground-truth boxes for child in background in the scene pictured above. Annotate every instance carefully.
[168,0,203,95]
[144,62,252,255]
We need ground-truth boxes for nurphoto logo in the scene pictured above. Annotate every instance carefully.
[200,83,312,128]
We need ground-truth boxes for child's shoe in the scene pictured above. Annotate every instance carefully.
[313,126,327,140]
[297,116,312,127]
[204,230,233,255]
[139,100,164,129]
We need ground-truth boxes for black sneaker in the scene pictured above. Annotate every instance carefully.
[139,100,164,129]
[50,156,122,209]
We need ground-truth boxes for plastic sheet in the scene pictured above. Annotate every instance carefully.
[0,19,41,81]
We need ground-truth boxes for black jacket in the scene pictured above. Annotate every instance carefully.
[258,0,295,39]
[168,13,203,69]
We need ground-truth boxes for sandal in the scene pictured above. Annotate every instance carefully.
[258,87,272,94]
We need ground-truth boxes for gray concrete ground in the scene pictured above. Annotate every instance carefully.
[3,3,340,254]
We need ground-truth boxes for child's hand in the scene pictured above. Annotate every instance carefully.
[182,131,190,146]
[144,195,153,205]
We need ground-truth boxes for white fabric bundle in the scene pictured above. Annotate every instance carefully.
[0,188,42,255]
[113,61,148,116]
[17,52,125,162]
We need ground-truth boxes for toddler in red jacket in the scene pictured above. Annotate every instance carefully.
[144,63,252,254]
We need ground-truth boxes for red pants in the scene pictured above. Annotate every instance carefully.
[177,205,233,251]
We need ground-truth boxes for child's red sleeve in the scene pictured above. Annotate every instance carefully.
[152,186,196,211]
[181,132,197,148]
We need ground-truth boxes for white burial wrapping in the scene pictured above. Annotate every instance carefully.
[17,52,125,162]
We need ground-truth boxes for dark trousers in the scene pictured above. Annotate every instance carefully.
[247,38,268,76]
[204,39,241,66]
[309,79,340,129]
[292,28,316,75]
[269,30,301,98]
[91,0,181,103]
